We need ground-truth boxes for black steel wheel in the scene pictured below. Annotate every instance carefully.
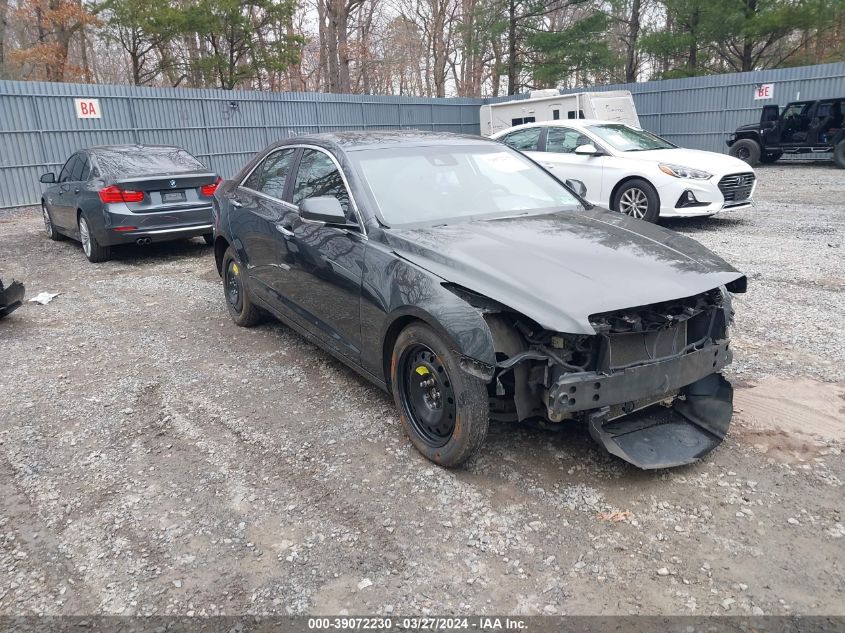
[398,344,457,448]
[222,246,263,327]
[225,259,243,313]
[391,323,488,467]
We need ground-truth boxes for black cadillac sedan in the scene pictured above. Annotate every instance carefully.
[212,131,746,470]
[40,145,220,262]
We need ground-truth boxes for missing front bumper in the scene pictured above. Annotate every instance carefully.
[587,373,733,469]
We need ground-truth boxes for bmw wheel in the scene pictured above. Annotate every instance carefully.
[42,203,64,241]
[613,179,660,222]
[78,214,111,263]
[391,323,488,467]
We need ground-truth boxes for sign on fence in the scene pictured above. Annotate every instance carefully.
[74,98,102,118]
[754,84,774,100]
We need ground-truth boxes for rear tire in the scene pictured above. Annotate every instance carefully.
[222,246,263,327]
[42,203,64,241]
[78,214,111,263]
[613,179,660,222]
[390,323,489,468]
[203,233,214,246]
[729,139,761,166]
[760,151,782,164]
[833,141,845,169]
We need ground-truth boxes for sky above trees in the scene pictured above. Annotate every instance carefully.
[1,0,843,96]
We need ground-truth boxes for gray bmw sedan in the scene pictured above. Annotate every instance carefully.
[40,144,219,262]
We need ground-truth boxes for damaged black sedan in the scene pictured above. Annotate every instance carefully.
[212,131,746,470]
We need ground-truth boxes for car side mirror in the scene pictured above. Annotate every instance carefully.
[565,179,587,198]
[299,196,347,224]
[574,144,600,156]
[40,172,56,184]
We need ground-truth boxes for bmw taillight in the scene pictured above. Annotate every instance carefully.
[99,186,144,203]
[200,178,222,197]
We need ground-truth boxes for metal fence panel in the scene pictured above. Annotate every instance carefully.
[562,62,845,153]
[0,81,490,209]
[2,61,844,209]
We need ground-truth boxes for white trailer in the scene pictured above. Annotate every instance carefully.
[479,90,640,136]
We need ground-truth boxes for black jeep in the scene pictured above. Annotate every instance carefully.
[727,98,845,168]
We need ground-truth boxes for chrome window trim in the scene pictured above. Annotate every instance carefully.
[238,144,367,238]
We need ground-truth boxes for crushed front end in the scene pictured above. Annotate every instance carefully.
[487,287,737,469]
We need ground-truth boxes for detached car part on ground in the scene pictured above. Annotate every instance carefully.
[0,278,25,319]
[212,131,747,470]
[39,145,220,262]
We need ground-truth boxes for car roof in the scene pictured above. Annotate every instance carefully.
[491,119,636,136]
[87,144,185,153]
[271,130,494,152]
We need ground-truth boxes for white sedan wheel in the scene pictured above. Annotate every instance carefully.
[618,187,649,219]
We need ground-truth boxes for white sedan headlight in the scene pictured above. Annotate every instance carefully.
[658,163,712,180]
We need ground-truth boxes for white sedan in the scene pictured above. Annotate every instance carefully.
[491,120,756,222]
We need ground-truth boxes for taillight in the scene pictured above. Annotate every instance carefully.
[99,186,144,203]
[201,178,222,197]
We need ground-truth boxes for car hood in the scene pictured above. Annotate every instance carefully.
[384,209,746,335]
[734,122,759,133]
[617,147,752,175]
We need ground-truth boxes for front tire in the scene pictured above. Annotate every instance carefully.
[391,323,489,468]
[42,203,65,241]
[78,214,111,263]
[729,139,761,166]
[613,179,660,222]
[833,141,845,169]
[222,247,263,327]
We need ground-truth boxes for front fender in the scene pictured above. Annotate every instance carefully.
[360,242,496,385]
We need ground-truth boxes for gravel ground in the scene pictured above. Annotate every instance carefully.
[0,164,843,618]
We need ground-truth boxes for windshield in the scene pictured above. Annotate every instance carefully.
[586,124,675,152]
[350,144,582,226]
[96,148,206,178]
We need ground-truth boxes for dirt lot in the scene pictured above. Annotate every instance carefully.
[1,163,843,617]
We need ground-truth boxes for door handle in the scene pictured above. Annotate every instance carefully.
[230,198,243,208]
[540,162,555,168]
[74,188,80,194]
[276,225,294,238]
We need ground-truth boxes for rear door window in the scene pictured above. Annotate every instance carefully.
[70,157,85,181]
[291,149,353,222]
[546,127,589,153]
[58,155,80,183]
[500,127,542,151]
[78,156,91,181]
[242,148,297,200]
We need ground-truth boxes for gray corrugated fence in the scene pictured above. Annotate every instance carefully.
[2,62,844,210]
[561,62,845,153]
[0,83,483,210]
